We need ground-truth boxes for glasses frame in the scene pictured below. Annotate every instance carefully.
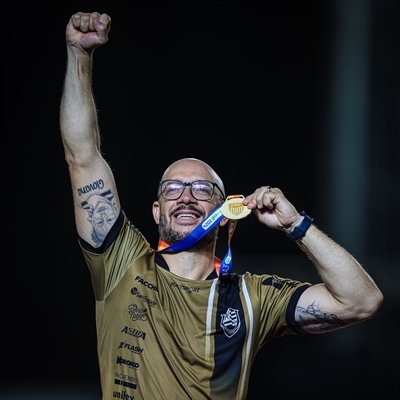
[158,180,225,201]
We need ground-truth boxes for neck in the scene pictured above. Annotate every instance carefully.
[162,244,216,280]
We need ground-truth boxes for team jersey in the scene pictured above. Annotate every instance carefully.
[80,211,311,400]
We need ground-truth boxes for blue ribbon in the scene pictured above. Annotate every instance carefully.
[160,205,235,275]
[161,205,224,252]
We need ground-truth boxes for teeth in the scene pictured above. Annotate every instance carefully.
[177,214,197,219]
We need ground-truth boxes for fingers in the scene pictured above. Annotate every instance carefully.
[95,13,112,42]
[71,12,110,34]
[244,186,278,210]
[99,13,112,27]
[68,12,111,51]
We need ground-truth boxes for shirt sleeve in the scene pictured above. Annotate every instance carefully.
[244,272,312,346]
[79,211,154,301]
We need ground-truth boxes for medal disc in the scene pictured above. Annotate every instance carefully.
[221,195,252,220]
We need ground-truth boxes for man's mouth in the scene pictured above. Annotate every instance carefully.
[176,213,197,219]
[170,205,204,222]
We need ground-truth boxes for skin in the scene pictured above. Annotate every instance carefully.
[60,12,383,334]
[153,158,229,279]
[153,158,225,253]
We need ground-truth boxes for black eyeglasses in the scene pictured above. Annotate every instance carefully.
[158,180,225,201]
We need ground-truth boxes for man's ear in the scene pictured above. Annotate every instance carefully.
[152,201,160,225]
[219,217,229,227]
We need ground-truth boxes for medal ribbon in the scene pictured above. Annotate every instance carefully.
[158,195,247,276]
[219,219,238,275]
[158,205,224,252]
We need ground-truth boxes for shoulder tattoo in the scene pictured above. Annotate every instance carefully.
[79,183,118,247]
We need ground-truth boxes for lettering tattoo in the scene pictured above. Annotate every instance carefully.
[80,188,118,247]
[296,303,346,332]
[77,179,105,196]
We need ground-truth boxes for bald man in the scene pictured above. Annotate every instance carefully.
[60,12,383,400]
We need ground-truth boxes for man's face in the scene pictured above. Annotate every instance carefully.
[152,159,225,250]
[158,206,219,252]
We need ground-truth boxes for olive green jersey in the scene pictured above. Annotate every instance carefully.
[80,212,310,400]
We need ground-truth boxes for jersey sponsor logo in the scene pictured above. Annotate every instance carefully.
[169,281,200,294]
[112,390,135,399]
[114,378,137,390]
[131,287,157,308]
[128,304,148,322]
[121,326,146,340]
[116,355,139,370]
[262,274,299,289]
[118,341,143,355]
[135,275,159,292]
[220,308,241,338]
[115,371,138,384]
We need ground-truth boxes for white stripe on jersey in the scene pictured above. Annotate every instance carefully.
[206,279,218,360]
[239,275,254,400]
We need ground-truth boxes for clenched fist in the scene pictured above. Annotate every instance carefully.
[243,186,303,231]
[66,12,111,54]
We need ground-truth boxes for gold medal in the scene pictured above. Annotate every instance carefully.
[221,195,251,220]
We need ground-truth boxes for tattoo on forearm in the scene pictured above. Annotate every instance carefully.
[296,303,346,331]
[77,179,105,196]
[80,188,118,247]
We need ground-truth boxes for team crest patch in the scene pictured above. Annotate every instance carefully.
[220,308,241,338]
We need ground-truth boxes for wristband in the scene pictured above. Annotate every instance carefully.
[286,211,313,241]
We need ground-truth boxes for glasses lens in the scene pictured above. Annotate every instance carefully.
[161,181,184,199]
[191,181,214,200]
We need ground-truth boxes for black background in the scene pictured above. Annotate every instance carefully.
[1,1,399,399]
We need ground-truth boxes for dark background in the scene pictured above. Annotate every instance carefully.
[1,1,399,399]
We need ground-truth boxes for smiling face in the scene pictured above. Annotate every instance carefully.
[153,158,226,251]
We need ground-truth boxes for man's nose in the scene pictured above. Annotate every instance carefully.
[179,185,197,203]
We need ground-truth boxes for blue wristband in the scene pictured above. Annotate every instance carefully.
[287,211,313,241]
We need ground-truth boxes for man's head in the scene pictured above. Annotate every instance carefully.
[153,158,227,252]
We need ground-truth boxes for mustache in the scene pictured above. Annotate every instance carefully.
[169,205,205,218]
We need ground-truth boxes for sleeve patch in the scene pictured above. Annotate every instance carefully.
[262,274,301,290]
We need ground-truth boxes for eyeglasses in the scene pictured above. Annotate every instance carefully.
[158,180,225,201]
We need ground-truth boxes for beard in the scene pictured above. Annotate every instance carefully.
[158,206,219,253]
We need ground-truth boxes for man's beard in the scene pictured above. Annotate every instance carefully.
[158,206,219,253]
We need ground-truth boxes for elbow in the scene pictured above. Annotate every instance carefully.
[64,147,100,169]
[64,151,74,167]
[357,288,384,321]
[371,288,384,316]
[64,152,83,170]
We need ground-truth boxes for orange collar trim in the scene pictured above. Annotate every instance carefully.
[157,239,222,276]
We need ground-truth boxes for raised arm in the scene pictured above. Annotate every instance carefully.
[243,186,384,334]
[60,12,120,247]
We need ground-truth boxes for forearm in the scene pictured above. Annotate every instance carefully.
[245,186,383,329]
[60,46,100,165]
[297,224,383,317]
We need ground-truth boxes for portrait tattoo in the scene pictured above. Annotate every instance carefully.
[296,303,346,332]
[81,189,118,247]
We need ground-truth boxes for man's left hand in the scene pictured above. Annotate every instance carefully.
[243,186,303,231]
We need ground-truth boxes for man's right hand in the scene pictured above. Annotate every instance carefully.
[66,12,111,54]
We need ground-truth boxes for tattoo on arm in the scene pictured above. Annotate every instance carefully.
[77,179,105,196]
[296,303,347,332]
[80,187,118,247]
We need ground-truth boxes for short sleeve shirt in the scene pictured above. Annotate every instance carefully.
[80,211,311,400]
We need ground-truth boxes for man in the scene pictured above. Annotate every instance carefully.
[60,11,383,400]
